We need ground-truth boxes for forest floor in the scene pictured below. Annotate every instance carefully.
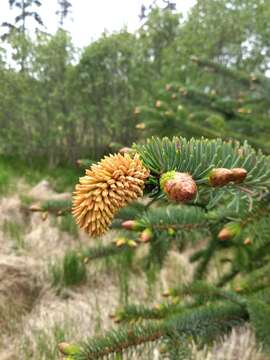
[0,175,268,359]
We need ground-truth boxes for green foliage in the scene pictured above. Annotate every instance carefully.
[50,250,87,289]
[22,324,66,360]
[58,213,78,236]
[248,300,270,352]
[2,220,25,250]
[41,199,72,214]
[0,168,11,194]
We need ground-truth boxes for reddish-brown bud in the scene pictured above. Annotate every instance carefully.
[231,168,247,184]
[121,220,141,231]
[218,222,241,241]
[218,228,232,241]
[244,237,252,245]
[160,171,197,202]
[208,168,234,187]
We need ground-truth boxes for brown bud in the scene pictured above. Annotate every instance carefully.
[160,171,197,202]
[231,168,247,184]
[165,84,172,91]
[29,204,42,212]
[162,290,171,297]
[114,316,121,324]
[171,93,177,99]
[209,168,234,187]
[244,237,252,245]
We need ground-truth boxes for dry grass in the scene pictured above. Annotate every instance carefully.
[0,180,268,360]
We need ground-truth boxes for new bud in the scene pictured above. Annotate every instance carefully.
[115,238,126,247]
[127,240,138,248]
[160,171,197,202]
[231,168,247,183]
[208,168,234,187]
[167,227,176,236]
[58,343,80,355]
[139,228,153,243]
[121,220,141,231]
[218,222,241,241]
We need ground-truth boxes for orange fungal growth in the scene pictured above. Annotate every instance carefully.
[72,153,149,237]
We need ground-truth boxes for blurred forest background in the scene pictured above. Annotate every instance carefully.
[1,0,270,170]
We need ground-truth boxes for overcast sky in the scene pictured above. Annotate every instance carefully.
[0,0,196,48]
